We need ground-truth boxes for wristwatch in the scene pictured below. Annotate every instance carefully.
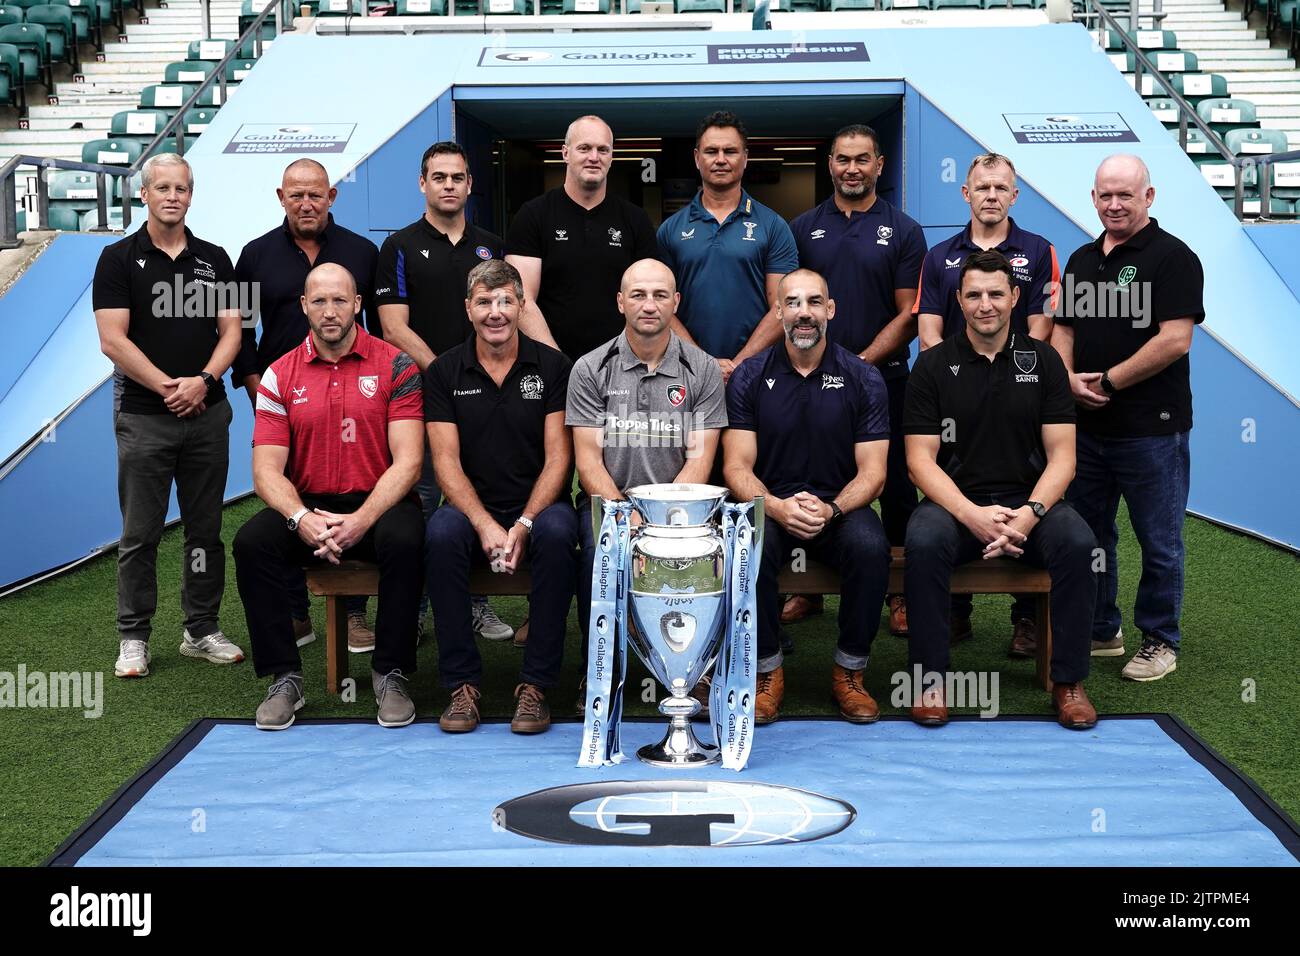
[199,371,216,392]
[515,515,534,532]
[287,507,310,531]
[1026,501,1047,519]
[1100,370,1117,394]
[828,501,843,523]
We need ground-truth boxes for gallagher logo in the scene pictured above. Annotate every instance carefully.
[494,50,552,62]
[493,780,854,847]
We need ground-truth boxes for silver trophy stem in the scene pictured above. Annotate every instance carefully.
[637,696,720,767]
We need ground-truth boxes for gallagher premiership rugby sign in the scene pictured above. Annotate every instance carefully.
[480,42,869,67]
[1003,113,1139,144]
[224,123,357,154]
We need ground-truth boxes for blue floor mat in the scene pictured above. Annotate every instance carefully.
[50,716,1300,866]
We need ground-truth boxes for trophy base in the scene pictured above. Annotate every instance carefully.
[637,718,720,768]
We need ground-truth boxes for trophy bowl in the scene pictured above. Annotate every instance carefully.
[624,484,730,767]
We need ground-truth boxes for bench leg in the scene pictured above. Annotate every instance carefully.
[1036,593,1053,693]
[325,595,349,695]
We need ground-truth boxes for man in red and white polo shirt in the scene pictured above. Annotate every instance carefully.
[233,263,425,731]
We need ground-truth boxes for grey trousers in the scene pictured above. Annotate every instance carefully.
[115,400,231,643]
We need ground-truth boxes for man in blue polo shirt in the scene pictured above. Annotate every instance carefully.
[724,268,892,725]
[658,111,799,380]
[915,152,1060,658]
[788,123,926,636]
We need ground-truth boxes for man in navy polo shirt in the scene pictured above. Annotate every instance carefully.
[788,123,926,636]
[658,111,799,380]
[724,268,892,725]
[915,152,1061,657]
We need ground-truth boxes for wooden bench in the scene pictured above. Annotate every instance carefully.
[305,549,1053,695]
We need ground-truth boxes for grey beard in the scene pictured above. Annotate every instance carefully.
[786,324,823,350]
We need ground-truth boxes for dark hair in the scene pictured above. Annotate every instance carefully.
[830,124,881,156]
[695,111,748,149]
[959,250,1014,289]
[420,141,468,179]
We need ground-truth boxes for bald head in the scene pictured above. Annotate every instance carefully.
[279,159,336,240]
[302,263,360,348]
[618,258,679,340]
[621,258,676,295]
[1092,153,1155,242]
[304,262,356,299]
[563,115,614,193]
[564,114,612,147]
[777,268,829,300]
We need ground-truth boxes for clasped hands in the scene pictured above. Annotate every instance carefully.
[963,504,1038,560]
[297,509,371,564]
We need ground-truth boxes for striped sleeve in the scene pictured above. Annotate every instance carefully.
[253,364,290,447]
[388,351,423,421]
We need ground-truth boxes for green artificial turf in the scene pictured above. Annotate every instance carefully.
[0,496,1296,865]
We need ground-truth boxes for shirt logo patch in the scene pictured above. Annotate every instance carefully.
[877,226,893,242]
[1160,411,1171,421]
[454,388,481,397]
[555,230,568,241]
[1013,350,1039,383]
[358,375,379,399]
[1009,256,1029,269]
[680,228,695,240]
[1118,265,1138,287]
[821,374,844,390]
[136,258,146,269]
[742,221,758,242]
[810,229,826,240]
[291,385,308,405]
[475,245,493,260]
[191,257,216,281]
[608,228,623,247]
[419,250,429,259]
[519,374,544,400]
[765,378,775,390]
[949,365,960,377]
[945,258,962,269]
[667,384,687,408]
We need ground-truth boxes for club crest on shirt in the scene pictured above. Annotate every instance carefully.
[742,222,758,242]
[821,374,845,390]
[475,246,493,260]
[810,229,826,240]
[667,383,687,408]
[876,225,893,246]
[608,228,623,247]
[358,375,379,399]
[520,374,544,400]
[1013,350,1039,383]
[945,258,962,269]
[681,228,695,240]
[555,230,568,241]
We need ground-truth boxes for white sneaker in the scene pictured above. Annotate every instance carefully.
[115,639,150,678]
[1121,639,1178,682]
[179,628,246,664]
[471,600,514,642]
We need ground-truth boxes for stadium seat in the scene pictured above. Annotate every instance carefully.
[1227,128,1290,156]
[1265,160,1300,200]
[562,0,608,11]
[887,0,934,7]
[109,108,171,139]
[79,204,143,232]
[1147,97,1179,126]
[45,204,81,231]
[81,137,143,166]
[50,0,97,45]
[186,38,236,61]
[0,22,48,88]
[46,169,103,212]
[934,0,984,8]
[23,6,75,74]
[1193,154,1237,196]
[239,0,278,38]
[182,106,219,135]
[1196,97,1258,134]
[1107,29,1177,51]
[1172,126,1213,155]
[223,58,257,82]
[1238,194,1296,218]
[0,7,24,27]
[1169,72,1229,103]
[315,0,362,13]
[676,0,724,10]
[481,0,529,11]
[0,41,21,111]
[164,60,216,84]
[395,0,447,11]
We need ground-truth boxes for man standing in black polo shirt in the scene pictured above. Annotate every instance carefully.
[788,123,926,636]
[903,250,1098,730]
[505,114,659,361]
[423,260,578,736]
[93,153,245,679]
[724,268,893,725]
[1052,155,1203,683]
[375,141,510,641]
[233,158,379,653]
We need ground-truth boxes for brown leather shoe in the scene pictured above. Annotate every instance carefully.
[439,683,481,733]
[292,617,316,648]
[347,611,376,654]
[781,594,823,624]
[689,673,711,721]
[831,664,879,723]
[1053,682,1098,730]
[1008,617,1037,658]
[512,618,530,648]
[910,683,948,727]
[754,667,784,724]
[511,682,551,734]
[888,595,908,637]
[950,615,973,645]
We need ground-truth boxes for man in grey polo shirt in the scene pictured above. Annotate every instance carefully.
[567,259,728,711]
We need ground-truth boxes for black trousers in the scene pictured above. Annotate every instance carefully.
[904,498,1097,684]
[233,494,422,678]
[879,373,918,548]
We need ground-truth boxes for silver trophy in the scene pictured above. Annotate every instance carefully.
[624,483,733,767]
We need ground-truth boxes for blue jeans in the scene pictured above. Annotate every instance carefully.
[425,502,578,688]
[1067,430,1190,651]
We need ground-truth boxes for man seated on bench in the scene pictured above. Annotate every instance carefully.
[423,260,578,736]
[234,263,425,731]
[903,250,1098,730]
[566,258,728,716]
[723,268,892,725]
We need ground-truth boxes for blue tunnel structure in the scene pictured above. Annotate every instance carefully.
[1,23,1298,590]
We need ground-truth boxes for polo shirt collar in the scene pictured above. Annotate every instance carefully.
[303,324,372,364]
[821,193,888,221]
[687,189,757,226]
[616,330,685,376]
[953,327,1020,363]
[461,330,540,374]
[1091,217,1160,254]
[134,222,196,258]
[957,216,1024,254]
[280,213,335,246]
[773,339,838,377]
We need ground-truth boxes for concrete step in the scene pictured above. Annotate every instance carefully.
[1214,69,1300,81]
[1256,103,1300,116]
[1240,93,1300,105]
[1193,47,1292,60]
[1229,80,1300,93]
[80,60,182,74]
[1174,38,1272,49]
[0,128,103,146]
[27,103,127,119]
[1160,13,1251,23]
[103,41,194,54]
[1202,58,1298,70]
[22,116,115,131]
